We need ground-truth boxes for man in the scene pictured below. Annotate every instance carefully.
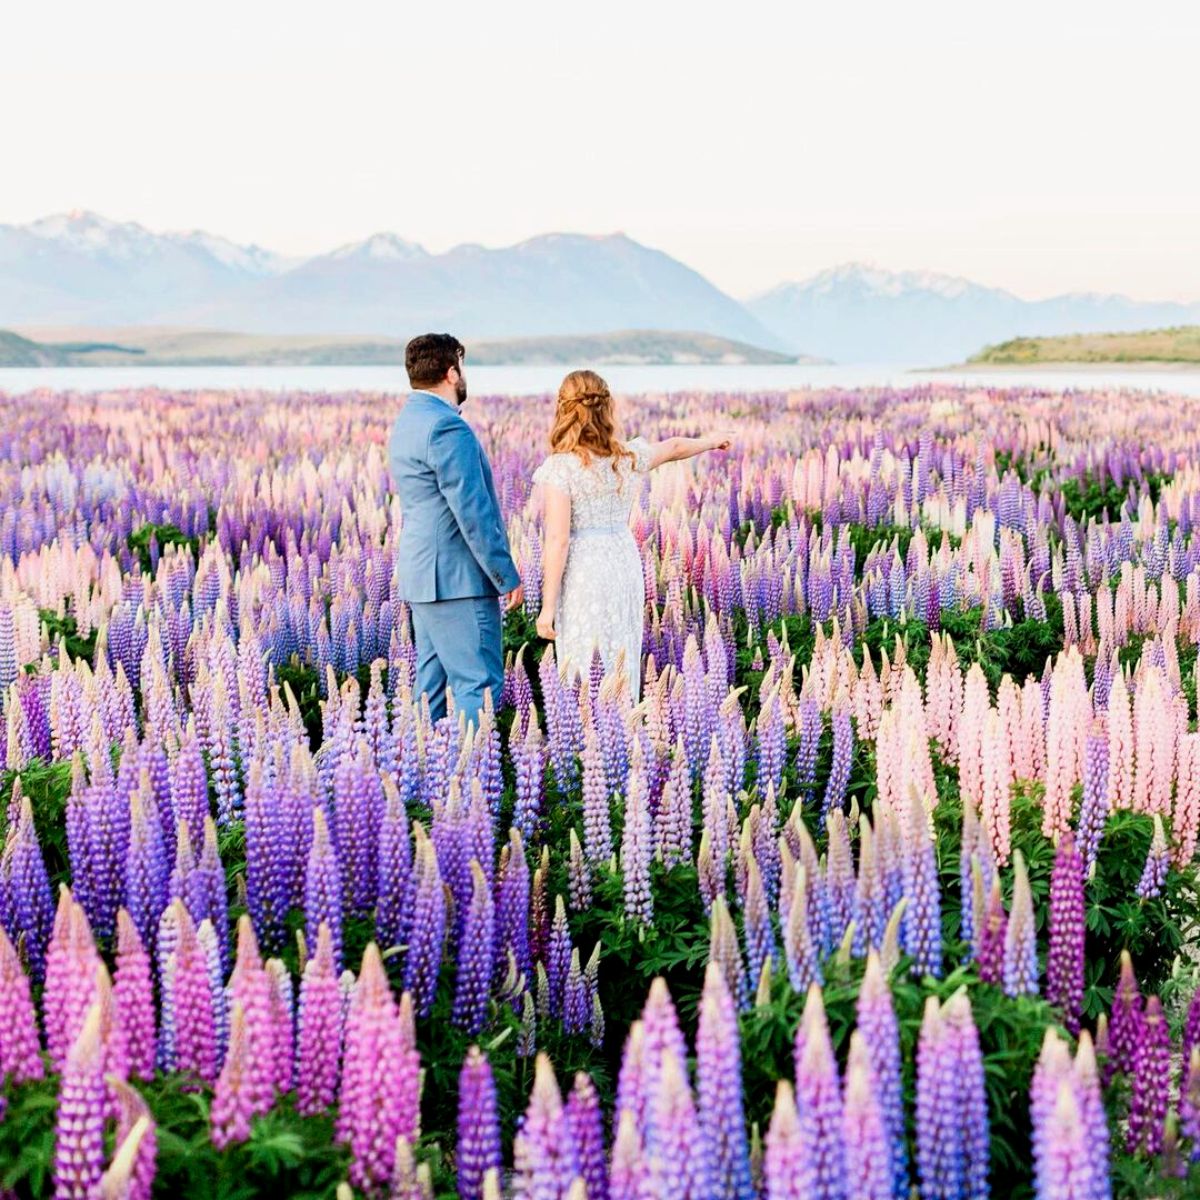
[388,333,523,729]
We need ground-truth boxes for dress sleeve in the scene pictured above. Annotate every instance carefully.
[626,437,653,474]
[532,454,573,493]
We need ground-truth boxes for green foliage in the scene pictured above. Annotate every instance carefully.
[127,521,204,573]
[37,609,97,665]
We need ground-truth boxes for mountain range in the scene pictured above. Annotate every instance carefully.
[4,211,1199,363]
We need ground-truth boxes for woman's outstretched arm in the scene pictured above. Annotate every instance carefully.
[643,431,733,470]
[536,484,572,640]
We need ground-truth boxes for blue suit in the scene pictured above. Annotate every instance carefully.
[388,390,520,727]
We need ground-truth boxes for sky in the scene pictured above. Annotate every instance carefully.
[5,0,1200,301]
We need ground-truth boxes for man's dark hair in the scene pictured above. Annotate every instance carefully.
[405,333,465,390]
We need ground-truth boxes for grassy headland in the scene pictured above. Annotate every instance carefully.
[969,326,1200,365]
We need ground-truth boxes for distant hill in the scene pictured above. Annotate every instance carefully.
[748,263,1200,364]
[968,326,1200,365]
[2,326,805,368]
[0,211,783,349]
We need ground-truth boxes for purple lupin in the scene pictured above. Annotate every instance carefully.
[791,985,847,1200]
[1046,833,1086,1034]
[403,826,448,1018]
[842,1033,895,1200]
[696,961,754,1200]
[1127,994,1170,1155]
[457,1045,503,1200]
[565,1072,608,1200]
[453,860,495,1035]
[855,952,907,1197]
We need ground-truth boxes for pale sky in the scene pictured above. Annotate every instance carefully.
[5,0,1199,301]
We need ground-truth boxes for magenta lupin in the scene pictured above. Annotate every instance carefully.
[295,922,344,1117]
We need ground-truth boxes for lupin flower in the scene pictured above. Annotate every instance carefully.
[842,1034,895,1200]
[1046,834,1085,1033]
[610,1109,649,1200]
[1127,994,1169,1155]
[1036,1080,1096,1199]
[336,945,421,1192]
[102,1080,157,1200]
[855,952,907,1197]
[709,895,748,1010]
[645,1048,715,1199]
[375,775,413,952]
[296,921,344,1117]
[1134,814,1169,899]
[164,902,217,1083]
[53,1003,108,1200]
[0,921,43,1083]
[113,910,156,1082]
[1179,1047,1200,1162]
[782,865,822,994]
[565,1072,608,1200]
[620,747,653,925]
[211,1001,257,1148]
[1003,850,1038,998]
[901,790,942,978]
[512,1053,579,1199]
[453,860,495,1035]
[457,1046,503,1200]
[404,826,448,1018]
[696,962,755,1200]
[2,790,55,980]
[790,986,847,1200]
[1109,950,1143,1076]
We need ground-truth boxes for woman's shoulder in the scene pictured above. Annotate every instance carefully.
[532,452,578,489]
[624,436,653,472]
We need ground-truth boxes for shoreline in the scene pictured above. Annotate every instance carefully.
[930,360,1200,374]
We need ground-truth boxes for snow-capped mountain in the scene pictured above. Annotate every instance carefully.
[748,263,1200,363]
[0,212,778,347]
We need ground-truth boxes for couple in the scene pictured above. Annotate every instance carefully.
[388,333,731,730]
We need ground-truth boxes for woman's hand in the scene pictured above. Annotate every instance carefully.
[708,431,734,452]
[536,610,557,641]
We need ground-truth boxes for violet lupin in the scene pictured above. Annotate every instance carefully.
[53,1003,107,1200]
[494,827,532,987]
[375,775,413,951]
[457,1046,503,1200]
[565,1072,608,1200]
[1036,1081,1097,1200]
[645,1048,716,1199]
[782,865,822,993]
[709,894,748,1010]
[822,705,854,816]
[1046,833,1086,1034]
[404,825,448,1018]
[304,806,343,971]
[123,774,167,956]
[1109,950,1143,1076]
[2,790,54,980]
[512,1053,579,1199]
[1134,814,1169,899]
[696,961,754,1200]
[902,789,942,978]
[162,900,216,1082]
[296,921,343,1117]
[790,985,847,1200]
[856,952,907,1198]
[842,1034,896,1200]
[1127,994,1170,1155]
[1180,1047,1200,1163]
[453,860,495,1035]
[764,1080,805,1200]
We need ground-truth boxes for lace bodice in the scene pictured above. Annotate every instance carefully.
[531,438,652,532]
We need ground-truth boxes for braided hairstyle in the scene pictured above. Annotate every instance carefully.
[549,369,635,472]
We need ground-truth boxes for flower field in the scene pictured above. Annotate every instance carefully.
[2,383,1200,1198]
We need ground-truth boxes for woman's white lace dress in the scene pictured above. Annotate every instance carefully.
[533,439,651,696]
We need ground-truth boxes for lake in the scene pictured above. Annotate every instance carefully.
[4,361,1200,397]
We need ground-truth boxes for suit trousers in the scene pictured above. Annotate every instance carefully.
[408,596,503,730]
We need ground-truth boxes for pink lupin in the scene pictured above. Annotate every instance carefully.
[0,921,43,1082]
[113,910,156,1082]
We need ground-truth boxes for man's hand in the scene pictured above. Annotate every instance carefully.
[536,609,557,640]
[504,584,525,613]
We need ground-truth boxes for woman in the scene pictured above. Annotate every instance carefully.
[533,369,731,697]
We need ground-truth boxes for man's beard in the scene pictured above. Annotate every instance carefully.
[455,375,468,406]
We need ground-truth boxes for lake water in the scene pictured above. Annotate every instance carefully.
[3,362,1200,397]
